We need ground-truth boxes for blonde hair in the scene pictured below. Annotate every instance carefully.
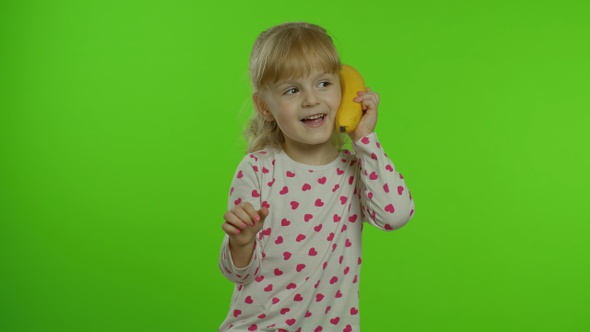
[245,22,346,153]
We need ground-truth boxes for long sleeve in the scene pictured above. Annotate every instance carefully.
[218,154,265,285]
[352,132,415,230]
[218,143,413,330]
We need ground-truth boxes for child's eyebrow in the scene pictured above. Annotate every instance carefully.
[274,80,297,89]
[315,72,333,77]
[274,72,336,87]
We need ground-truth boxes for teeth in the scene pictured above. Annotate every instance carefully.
[303,114,324,120]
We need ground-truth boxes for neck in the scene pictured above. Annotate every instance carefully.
[282,142,340,166]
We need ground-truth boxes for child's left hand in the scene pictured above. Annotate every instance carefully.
[349,88,380,142]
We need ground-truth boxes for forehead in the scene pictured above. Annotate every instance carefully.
[276,51,338,79]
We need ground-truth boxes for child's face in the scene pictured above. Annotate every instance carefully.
[262,70,342,153]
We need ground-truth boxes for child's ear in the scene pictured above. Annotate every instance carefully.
[253,93,274,121]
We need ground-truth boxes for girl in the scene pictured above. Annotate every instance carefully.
[218,22,415,332]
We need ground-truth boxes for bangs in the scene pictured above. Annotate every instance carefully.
[255,27,340,89]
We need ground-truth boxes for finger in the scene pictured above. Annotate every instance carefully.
[222,220,242,235]
[224,210,248,230]
[258,207,269,223]
[355,93,378,108]
[232,206,255,227]
[240,202,262,226]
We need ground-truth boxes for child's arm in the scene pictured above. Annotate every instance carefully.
[218,156,266,284]
[349,88,415,229]
[353,133,415,230]
[222,203,268,267]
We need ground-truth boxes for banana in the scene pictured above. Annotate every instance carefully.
[335,64,366,133]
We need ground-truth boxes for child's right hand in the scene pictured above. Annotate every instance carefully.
[222,202,269,247]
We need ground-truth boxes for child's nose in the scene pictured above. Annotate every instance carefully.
[302,90,320,107]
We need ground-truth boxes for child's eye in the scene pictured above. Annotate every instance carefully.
[318,81,332,88]
[284,87,299,95]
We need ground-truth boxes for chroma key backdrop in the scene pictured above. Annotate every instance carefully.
[1,0,589,331]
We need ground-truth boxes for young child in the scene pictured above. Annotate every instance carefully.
[218,22,415,332]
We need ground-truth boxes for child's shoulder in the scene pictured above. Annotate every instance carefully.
[237,148,278,169]
[245,148,276,162]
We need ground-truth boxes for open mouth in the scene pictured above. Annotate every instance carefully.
[301,114,326,124]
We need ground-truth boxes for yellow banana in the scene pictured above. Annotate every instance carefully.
[335,64,366,133]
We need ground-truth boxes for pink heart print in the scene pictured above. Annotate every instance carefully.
[385,204,395,213]
[397,185,404,195]
[340,196,348,204]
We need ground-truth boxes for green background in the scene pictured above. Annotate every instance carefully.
[1,0,589,331]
